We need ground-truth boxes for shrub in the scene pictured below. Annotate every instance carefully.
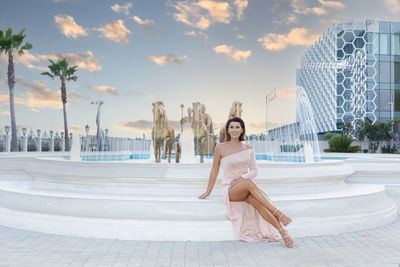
[280,144,303,152]
[381,143,398,153]
[324,132,340,141]
[326,135,360,153]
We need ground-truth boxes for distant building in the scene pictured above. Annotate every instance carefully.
[297,20,400,134]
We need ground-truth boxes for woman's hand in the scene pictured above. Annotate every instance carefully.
[230,177,245,188]
[199,191,211,199]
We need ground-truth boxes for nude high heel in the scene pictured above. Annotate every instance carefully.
[278,228,294,248]
[272,208,292,227]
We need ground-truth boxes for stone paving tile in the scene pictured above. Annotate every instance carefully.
[0,220,400,266]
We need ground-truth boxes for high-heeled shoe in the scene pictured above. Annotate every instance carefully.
[272,208,292,226]
[278,228,294,248]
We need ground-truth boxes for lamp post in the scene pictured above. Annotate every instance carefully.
[91,101,105,151]
[49,130,54,152]
[265,91,277,136]
[36,129,42,152]
[60,132,65,152]
[85,125,90,152]
[22,128,27,152]
[4,126,10,152]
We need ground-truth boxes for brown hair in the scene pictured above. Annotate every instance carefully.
[225,117,246,141]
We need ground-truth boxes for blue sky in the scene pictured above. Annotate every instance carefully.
[1,0,399,137]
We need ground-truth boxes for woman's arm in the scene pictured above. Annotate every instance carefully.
[199,144,222,199]
[241,146,258,179]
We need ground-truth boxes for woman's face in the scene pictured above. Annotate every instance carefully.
[228,121,243,139]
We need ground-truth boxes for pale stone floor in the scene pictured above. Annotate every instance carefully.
[0,220,400,267]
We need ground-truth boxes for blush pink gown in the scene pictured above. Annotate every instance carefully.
[220,149,279,242]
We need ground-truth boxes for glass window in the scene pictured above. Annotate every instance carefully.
[391,22,400,34]
[380,22,391,33]
[395,90,400,112]
[393,35,400,55]
[379,90,391,111]
[380,61,391,82]
[380,34,390,55]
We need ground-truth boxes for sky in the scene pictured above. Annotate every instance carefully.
[1,0,399,137]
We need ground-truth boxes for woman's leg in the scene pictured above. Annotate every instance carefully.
[234,192,294,247]
[229,179,292,226]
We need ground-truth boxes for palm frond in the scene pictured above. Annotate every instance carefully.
[41,71,55,79]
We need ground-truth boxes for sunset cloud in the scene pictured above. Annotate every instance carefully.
[213,44,251,62]
[275,88,296,98]
[149,54,187,66]
[111,3,133,15]
[233,0,248,20]
[171,0,234,29]
[382,0,400,13]
[89,85,119,96]
[97,20,131,44]
[185,31,208,41]
[258,28,320,51]
[8,50,102,73]
[116,119,181,132]
[132,16,155,31]
[54,15,87,39]
[25,81,82,110]
[0,94,25,104]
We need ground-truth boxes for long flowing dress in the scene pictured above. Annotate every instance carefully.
[220,149,279,242]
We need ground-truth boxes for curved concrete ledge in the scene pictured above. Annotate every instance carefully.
[0,154,397,240]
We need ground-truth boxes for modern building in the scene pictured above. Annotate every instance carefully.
[297,20,400,134]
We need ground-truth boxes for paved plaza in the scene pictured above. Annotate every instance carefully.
[0,219,399,267]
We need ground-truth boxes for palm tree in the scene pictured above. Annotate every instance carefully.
[41,58,78,151]
[0,28,32,151]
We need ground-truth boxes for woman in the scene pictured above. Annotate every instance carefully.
[199,117,294,247]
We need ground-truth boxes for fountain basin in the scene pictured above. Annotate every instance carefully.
[0,153,397,241]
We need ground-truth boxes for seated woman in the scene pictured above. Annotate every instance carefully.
[199,117,294,247]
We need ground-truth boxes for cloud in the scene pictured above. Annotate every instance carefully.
[54,15,87,39]
[111,3,133,15]
[25,81,82,110]
[258,27,320,51]
[318,0,345,9]
[382,0,400,12]
[0,109,10,116]
[185,31,208,41]
[275,88,296,98]
[236,34,245,39]
[6,50,101,73]
[232,0,248,20]
[116,119,181,132]
[213,44,251,62]
[97,20,131,44]
[171,0,233,30]
[89,85,119,96]
[132,16,155,31]
[0,94,25,104]
[274,0,344,25]
[149,54,187,66]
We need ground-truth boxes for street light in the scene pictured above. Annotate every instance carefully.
[85,125,89,134]
[22,128,27,136]
[49,130,54,138]
[36,129,41,137]
[5,126,10,135]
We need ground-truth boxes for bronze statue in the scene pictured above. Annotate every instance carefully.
[151,101,175,163]
[181,102,216,163]
[174,133,181,163]
[219,101,243,143]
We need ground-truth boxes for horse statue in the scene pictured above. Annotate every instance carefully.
[219,101,243,143]
[151,101,175,163]
[182,102,216,163]
[174,133,181,163]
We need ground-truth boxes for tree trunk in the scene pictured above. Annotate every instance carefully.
[8,52,18,152]
[61,79,69,151]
